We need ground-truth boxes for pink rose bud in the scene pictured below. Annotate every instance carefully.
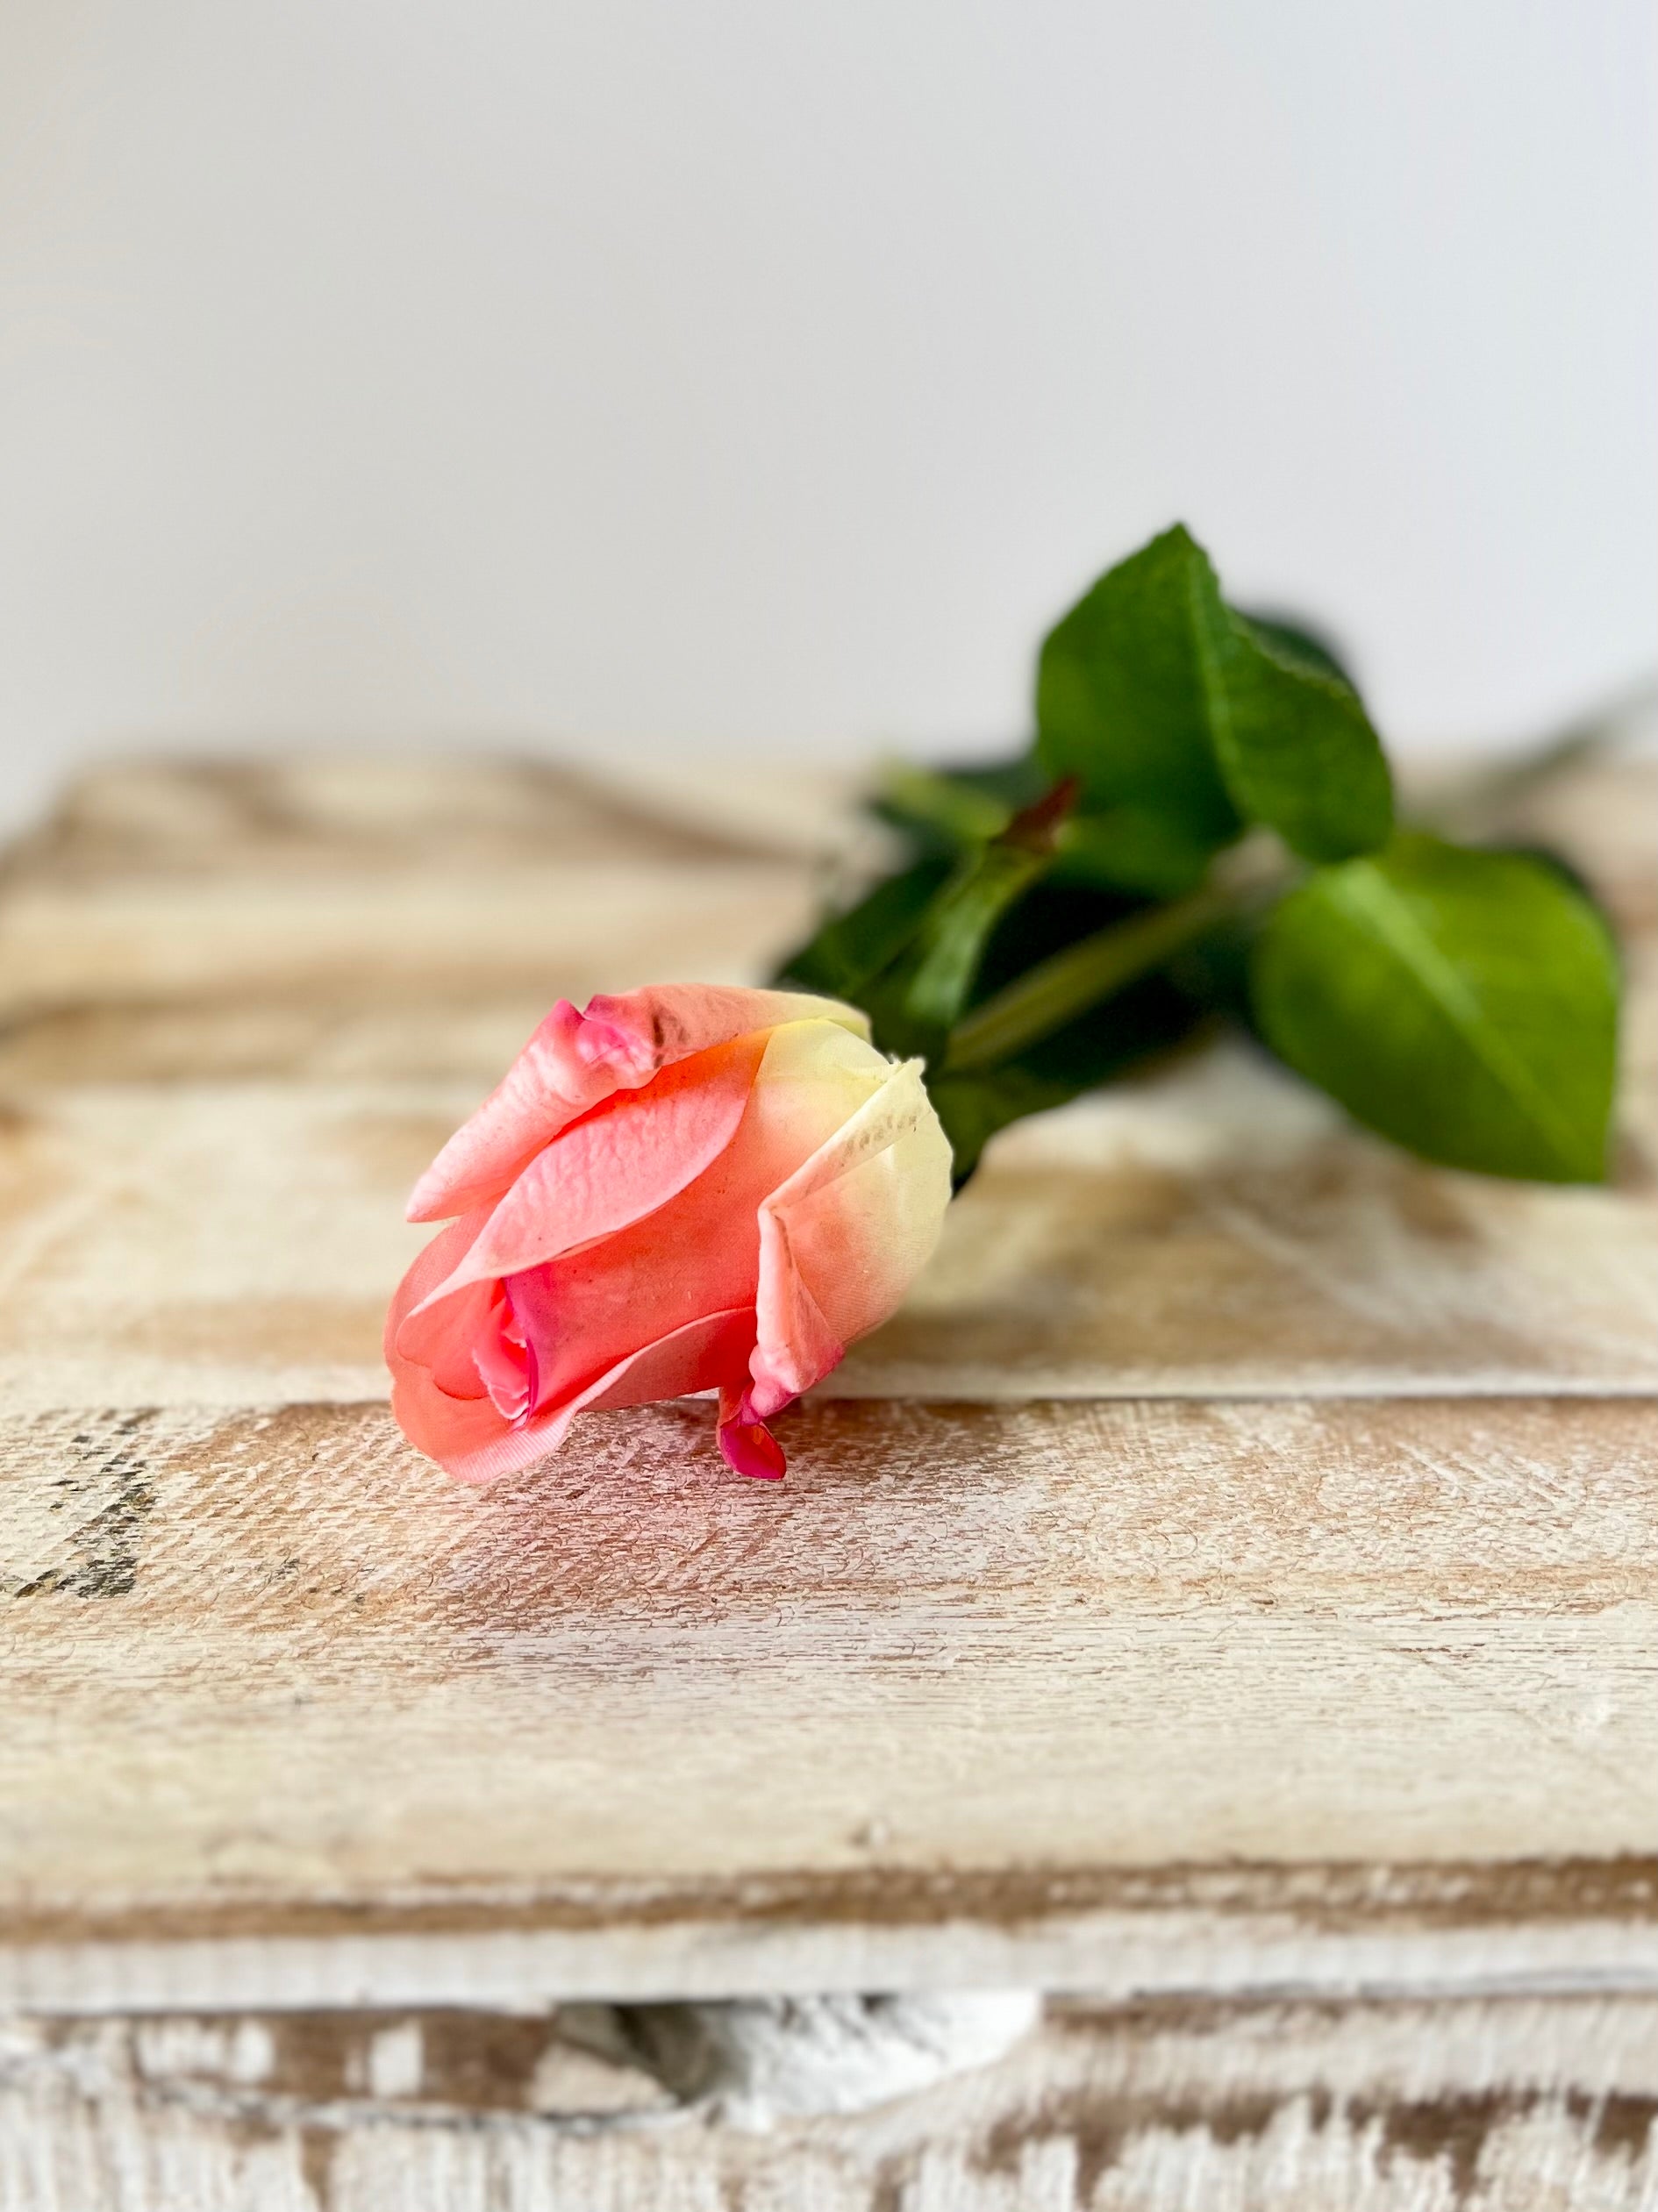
[386,985,953,1482]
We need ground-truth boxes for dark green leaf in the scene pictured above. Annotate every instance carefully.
[971,876,1149,993]
[868,839,1051,1059]
[865,788,1074,1059]
[773,857,951,1000]
[946,887,1229,1074]
[930,877,1216,1178]
[1163,906,1261,1029]
[1036,524,1393,867]
[1251,834,1619,1182]
[929,974,1206,1181]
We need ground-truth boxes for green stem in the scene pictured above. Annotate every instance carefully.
[942,883,1235,1073]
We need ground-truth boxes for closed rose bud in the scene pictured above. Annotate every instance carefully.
[386,984,953,1482]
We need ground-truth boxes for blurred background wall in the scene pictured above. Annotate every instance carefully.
[0,0,1653,832]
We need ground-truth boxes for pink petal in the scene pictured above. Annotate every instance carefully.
[717,1381,789,1481]
[583,1304,756,1413]
[748,1056,952,1417]
[399,1304,759,1486]
[384,1205,495,1396]
[412,1030,766,1310]
[407,986,868,1224]
[389,1360,532,1481]
[471,1292,532,1420]
[499,1017,893,1413]
[385,1009,944,1491]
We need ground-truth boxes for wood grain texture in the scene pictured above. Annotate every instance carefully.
[5,1993,1657,2210]
[4,1395,1657,2005]
[0,757,839,1076]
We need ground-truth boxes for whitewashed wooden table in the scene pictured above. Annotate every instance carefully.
[1,754,1655,2209]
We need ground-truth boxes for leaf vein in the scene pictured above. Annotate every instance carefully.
[1328,863,1581,1174]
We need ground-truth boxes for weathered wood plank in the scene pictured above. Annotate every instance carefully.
[0,758,836,1074]
[0,1030,1653,1410]
[0,758,1651,1407]
[4,1396,1656,2003]
[5,1992,1656,2210]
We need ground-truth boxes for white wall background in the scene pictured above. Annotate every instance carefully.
[1,0,1653,831]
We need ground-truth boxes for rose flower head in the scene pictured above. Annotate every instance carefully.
[386,985,952,1481]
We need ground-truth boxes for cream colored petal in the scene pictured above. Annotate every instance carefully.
[748,1056,952,1416]
[741,1014,896,1168]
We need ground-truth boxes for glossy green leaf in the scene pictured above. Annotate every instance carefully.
[1036,524,1392,866]
[1252,834,1619,1182]
[779,796,1070,1064]
[946,887,1228,1073]
[1035,524,1241,847]
[1200,610,1394,863]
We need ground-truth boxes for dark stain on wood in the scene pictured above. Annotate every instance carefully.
[257,2006,558,2110]
[1567,2088,1658,2163]
[297,2126,335,2212]
[10,1852,1658,1950]
[1360,2087,1658,2199]
[123,2004,661,2118]
[417,2011,562,2110]
[7,1411,157,1600]
[976,2087,1294,2200]
[1354,2089,1511,2199]
[13,1997,1657,2206]
[972,2081,1657,2203]
[264,2013,380,2105]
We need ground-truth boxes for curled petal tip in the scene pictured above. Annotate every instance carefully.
[718,1388,788,1481]
[571,1010,638,1072]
